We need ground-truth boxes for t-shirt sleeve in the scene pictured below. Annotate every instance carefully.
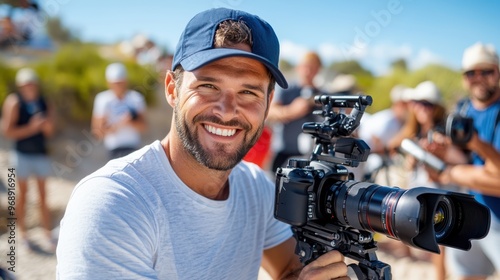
[56,176,159,279]
[92,93,107,118]
[260,173,293,249]
[130,91,146,113]
[494,122,500,150]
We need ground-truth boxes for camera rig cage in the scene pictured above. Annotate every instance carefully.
[292,95,390,279]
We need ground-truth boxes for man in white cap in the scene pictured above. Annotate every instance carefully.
[1,67,55,250]
[431,42,500,280]
[91,62,147,159]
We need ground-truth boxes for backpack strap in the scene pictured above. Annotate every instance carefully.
[456,97,470,117]
[492,102,500,144]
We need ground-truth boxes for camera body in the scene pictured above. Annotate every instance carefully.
[275,157,490,254]
[400,114,474,173]
[275,158,348,228]
[445,114,474,145]
[274,94,490,279]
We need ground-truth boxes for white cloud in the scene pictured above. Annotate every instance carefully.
[280,40,447,76]
[409,48,446,70]
[279,41,309,64]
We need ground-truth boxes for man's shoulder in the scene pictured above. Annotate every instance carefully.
[3,93,21,107]
[274,84,304,104]
[81,142,163,186]
[94,89,115,102]
[281,83,303,93]
[369,108,394,122]
[125,89,145,99]
[232,161,273,186]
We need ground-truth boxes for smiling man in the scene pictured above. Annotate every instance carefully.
[56,8,348,280]
[432,42,500,280]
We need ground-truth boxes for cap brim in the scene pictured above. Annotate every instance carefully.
[180,48,288,89]
[462,62,499,72]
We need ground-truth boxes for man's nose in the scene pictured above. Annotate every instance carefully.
[213,90,238,120]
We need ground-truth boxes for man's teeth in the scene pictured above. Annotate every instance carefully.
[205,125,236,137]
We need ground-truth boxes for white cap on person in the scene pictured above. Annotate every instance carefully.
[16,68,39,86]
[105,63,128,82]
[390,85,411,103]
[328,74,357,94]
[412,81,442,104]
[462,42,499,71]
[132,33,149,49]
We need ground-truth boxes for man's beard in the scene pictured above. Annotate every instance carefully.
[174,107,263,171]
[472,83,499,102]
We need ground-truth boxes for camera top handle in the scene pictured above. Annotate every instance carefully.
[303,95,372,167]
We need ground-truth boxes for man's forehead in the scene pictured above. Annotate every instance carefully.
[467,63,499,70]
[197,56,267,76]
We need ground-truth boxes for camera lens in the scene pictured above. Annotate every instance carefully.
[322,181,406,239]
[319,180,474,252]
[433,196,454,241]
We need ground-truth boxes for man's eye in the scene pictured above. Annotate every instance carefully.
[242,90,262,97]
[201,84,217,89]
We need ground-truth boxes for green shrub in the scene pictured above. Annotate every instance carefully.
[32,43,158,124]
[0,60,17,113]
[1,44,159,125]
[364,64,464,113]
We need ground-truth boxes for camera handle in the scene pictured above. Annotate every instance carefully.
[292,222,391,280]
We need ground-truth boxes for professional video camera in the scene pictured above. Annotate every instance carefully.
[426,114,475,146]
[274,95,490,280]
[444,114,475,145]
[399,113,474,173]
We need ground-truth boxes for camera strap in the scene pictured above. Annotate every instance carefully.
[456,98,500,144]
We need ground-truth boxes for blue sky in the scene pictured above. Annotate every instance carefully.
[13,0,500,75]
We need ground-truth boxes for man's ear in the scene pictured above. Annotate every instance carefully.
[264,89,275,118]
[268,89,274,105]
[165,71,177,107]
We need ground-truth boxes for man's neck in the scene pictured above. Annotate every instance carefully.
[112,89,127,99]
[471,89,500,110]
[160,135,231,201]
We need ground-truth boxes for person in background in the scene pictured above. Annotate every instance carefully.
[358,84,410,186]
[1,67,55,251]
[91,62,147,159]
[57,8,348,279]
[429,42,500,280]
[267,51,324,172]
[327,73,358,95]
[391,81,466,189]
[0,0,39,48]
[390,81,467,280]
[132,33,163,67]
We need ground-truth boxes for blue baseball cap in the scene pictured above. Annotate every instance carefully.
[172,8,288,89]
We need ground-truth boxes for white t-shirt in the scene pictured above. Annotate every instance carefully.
[92,89,146,150]
[358,109,400,148]
[56,141,292,280]
[358,109,402,174]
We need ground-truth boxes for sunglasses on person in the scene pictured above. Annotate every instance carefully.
[414,100,435,108]
[463,69,496,79]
